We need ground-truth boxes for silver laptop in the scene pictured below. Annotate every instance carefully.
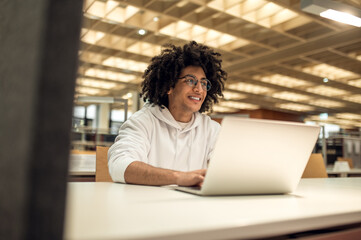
[175,117,320,196]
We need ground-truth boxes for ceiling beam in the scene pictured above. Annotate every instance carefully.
[226,28,361,72]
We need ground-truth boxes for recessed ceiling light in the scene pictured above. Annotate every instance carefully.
[138,29,146,35]
[320,9,361,27]
[301,0,361,27]
[319,113,328,120]
[153,17,159,22]
[323,78,329,83]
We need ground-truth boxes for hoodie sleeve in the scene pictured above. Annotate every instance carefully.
[107,111,152,183]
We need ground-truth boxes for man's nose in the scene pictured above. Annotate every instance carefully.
[193,81,203,92]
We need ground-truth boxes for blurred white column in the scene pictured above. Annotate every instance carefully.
[131,91,142,113]
[96,103,110,130]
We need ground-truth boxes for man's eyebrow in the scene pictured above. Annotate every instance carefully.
[183,74,196,78]
[184,74,207,80]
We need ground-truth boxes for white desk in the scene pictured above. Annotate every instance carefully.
[68,154,96,181]
[327,168,361,178]
[68,154,96,174]
[64,178,361,240]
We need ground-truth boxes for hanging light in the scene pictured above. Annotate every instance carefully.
[301,0,361,27]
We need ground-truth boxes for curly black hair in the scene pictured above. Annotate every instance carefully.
[141,41,227,113]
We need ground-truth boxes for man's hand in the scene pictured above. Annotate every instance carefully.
[175,169,206,187]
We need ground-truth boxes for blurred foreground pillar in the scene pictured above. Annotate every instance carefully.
[0,0,83,239]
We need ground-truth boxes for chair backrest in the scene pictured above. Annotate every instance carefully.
[96,146,113,182]
[337,157,353,168]
[71,149,96,155]
[302,153,328,178]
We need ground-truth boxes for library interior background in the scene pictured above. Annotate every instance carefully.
[71,0,361,168]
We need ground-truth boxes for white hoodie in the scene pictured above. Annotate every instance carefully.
[108,103,220,183]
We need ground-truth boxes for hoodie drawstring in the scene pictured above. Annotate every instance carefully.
[186,130,193,171]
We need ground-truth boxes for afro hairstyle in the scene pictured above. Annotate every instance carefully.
[140,41,227,113]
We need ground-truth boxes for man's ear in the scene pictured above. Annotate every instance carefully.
[167,88,173,95]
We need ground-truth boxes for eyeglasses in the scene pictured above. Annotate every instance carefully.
[178,74,212,91]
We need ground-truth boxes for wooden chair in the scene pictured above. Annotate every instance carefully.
[71,149,96,155]
[95,146,113,182]
[302,153,328,178]
[337,157,353,169]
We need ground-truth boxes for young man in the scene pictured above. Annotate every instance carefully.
[108,41,227,186]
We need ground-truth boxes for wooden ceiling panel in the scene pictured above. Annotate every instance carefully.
[285,22,334,39]
[76,0,361,128]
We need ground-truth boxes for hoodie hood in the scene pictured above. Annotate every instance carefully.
[147,103,202,132]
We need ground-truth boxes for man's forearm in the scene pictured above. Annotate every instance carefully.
[124,161,178,185]
[124,161,206,186]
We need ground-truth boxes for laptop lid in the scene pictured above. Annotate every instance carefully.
[197,117,320,195]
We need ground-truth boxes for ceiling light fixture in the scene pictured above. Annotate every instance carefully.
[77,96,115,103]
[319,113,328,120]
[138,29,146,35]
[321,9,361,27]
[301,0,361,27]
[323,78,329,83]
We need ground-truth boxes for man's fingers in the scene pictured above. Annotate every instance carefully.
[191,173,204,185]
[177,171,205,186]
[197,175,204,181]
[193,169,206,176]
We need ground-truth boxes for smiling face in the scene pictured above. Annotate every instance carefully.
[168,66,207,122]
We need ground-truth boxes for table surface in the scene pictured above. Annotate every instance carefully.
[64,178,361,240]
[327,168,361,174]
[68,154,96,174]
[326,168,361,178]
